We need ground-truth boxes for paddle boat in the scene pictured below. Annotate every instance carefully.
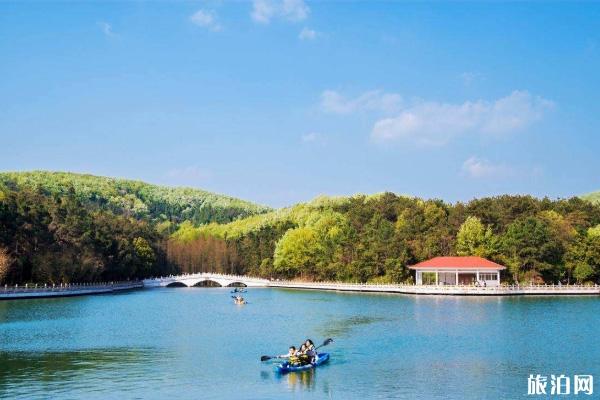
[274,352,330,374]
[260,338,333,374]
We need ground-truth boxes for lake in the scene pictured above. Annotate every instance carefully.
[1,288,598,399]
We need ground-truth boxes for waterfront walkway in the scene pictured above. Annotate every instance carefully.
[4,275,599,300]
[268,280,600,296]
[142,273,600,296]
[0,281,143,300]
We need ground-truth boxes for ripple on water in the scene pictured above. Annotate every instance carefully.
[320,315,388,338]
[0,288,599,399]
[0,347,171,399]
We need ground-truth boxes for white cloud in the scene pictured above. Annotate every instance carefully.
[282,0,309,21]
[190,9,222,31]
[371,91,554,145]
[462,157,513,179]
[251,0,274,23]
[299,27,317,40]
[98,21,115,37]
[301,132,328,145]
[301,132,319,142]
[251,0,309,24]
[320,90,403,115]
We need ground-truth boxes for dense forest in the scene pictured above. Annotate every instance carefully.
[2,171,600,285]
[0,172,269,284]
[169,194,600,285]
[0,171,271,226]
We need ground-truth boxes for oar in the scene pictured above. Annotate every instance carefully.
[260,338,334,362]
[314,337,334,350]
[260,355,282,362]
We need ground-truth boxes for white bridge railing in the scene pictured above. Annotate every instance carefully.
[268,281,600,295]
[147,272,268,282]
[2,281,142,294]
[142,272,270,287]
[143,273,600,295]
[0,281,143,299]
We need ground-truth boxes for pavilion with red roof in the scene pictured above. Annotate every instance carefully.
[409,256,505,286]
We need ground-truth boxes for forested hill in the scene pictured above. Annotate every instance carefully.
[168,193,600,285]
[0,171,271,225]
[581,191,600,205]
[3,171,600,286]
[0,171,270,284]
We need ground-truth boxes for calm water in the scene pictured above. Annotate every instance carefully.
[1,288,599,399]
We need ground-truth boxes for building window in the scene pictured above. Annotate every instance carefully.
[422,272,437,285]
[480,273,497,281]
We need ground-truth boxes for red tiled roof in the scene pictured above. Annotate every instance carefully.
[409,256,505,270]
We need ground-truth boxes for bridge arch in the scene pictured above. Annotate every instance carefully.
[166,281,188,288]
[192,279,223,287]
[226,282,247,287]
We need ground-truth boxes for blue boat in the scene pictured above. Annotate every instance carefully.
[274,353,330,374]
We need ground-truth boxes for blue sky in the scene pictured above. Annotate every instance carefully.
[1,1,599,207]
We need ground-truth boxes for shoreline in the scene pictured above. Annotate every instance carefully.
[0,282,143,301]
[143,273,600,296]
[3,275,599,300]
[268,281,600,296]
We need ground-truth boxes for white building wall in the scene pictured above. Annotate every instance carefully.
[413,269,502,286]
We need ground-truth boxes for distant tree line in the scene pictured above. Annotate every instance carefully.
[3,171,600,286]
[0,171,271,226]
[0,187,176,284]
[169,194,600,285]
[0,171,269,285]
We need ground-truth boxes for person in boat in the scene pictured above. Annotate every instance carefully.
[303,339,317,363]
[297,344,310,365]
[281,346,300,366]
[234,295,245,304]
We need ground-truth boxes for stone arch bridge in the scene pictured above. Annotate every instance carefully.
[142,273,270,288]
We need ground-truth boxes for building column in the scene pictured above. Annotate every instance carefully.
[435,271,439,286]
[455,270,459,286]
[476,271,480,283]
[416,271,422,285]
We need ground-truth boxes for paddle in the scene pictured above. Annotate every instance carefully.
[314,338,334,350]
[260,338,333,362]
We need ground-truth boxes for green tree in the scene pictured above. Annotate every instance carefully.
[574,262,594,283]
[456,216,495,257]
[564,239,586,284]
[133,237,156,277]
[500,217,561,283]
[0,246,10,284]
[273,227,319,279]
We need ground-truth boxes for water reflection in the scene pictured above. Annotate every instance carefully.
[259,358,338,399]
[0,347,161,396]
[280,369,316,391]
[1,288,599,399]
[0,297,83,324]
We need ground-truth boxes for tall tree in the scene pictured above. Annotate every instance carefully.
[456,216,496,257]
[500,217,562,283]
[0,246,10,284]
